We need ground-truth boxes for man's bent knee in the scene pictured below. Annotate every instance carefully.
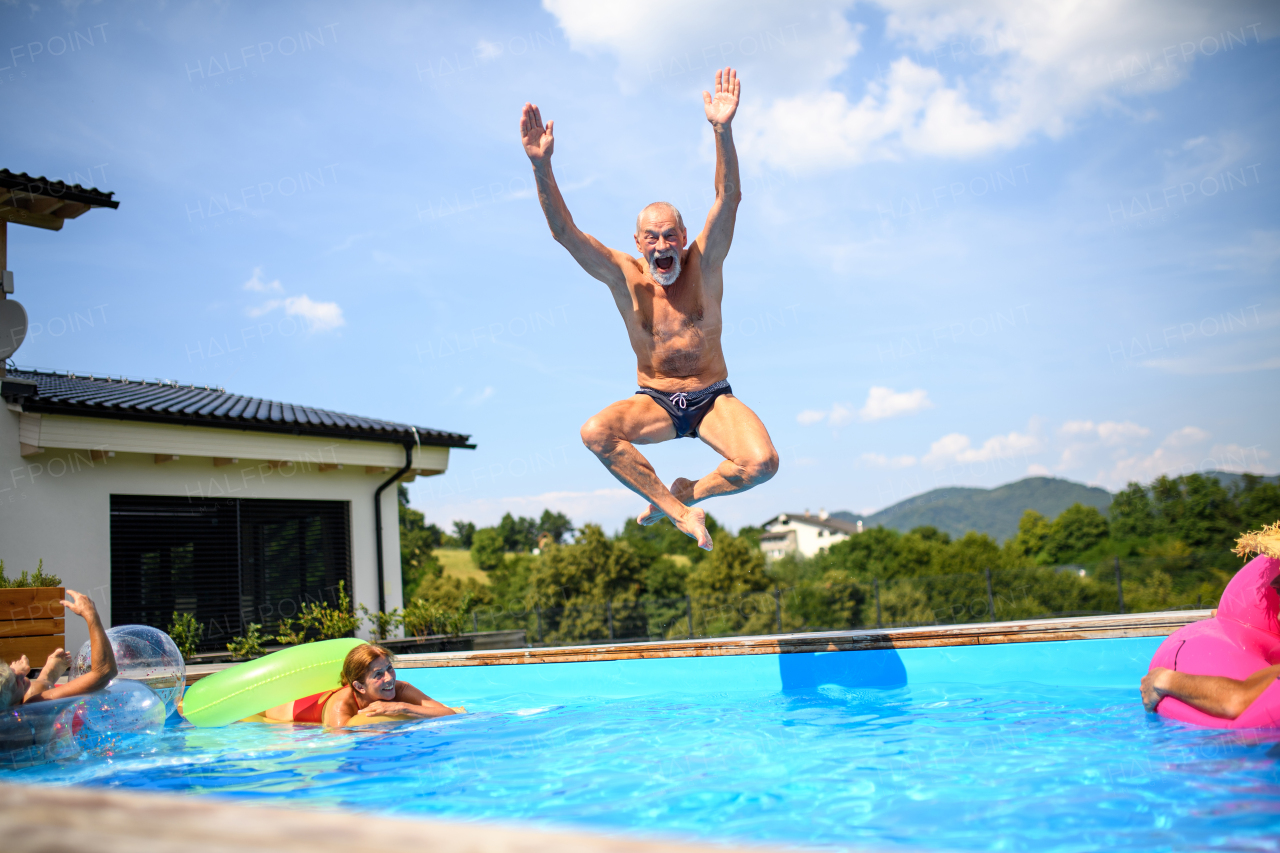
[580,418,615,456]
[740,449,779,485]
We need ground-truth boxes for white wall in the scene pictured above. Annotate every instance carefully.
[0,407,418,655]
[765,518,849,558]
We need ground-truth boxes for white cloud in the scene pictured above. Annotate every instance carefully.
[1208,443,1272,472]
[475,39,503,61]
[467,386,495,406]
[1060,420,1096,436]
[1027,463,1050,476]
[243,267,283,293]
[859,386,933,421]
[547,0,1279,172]
[1162,425,1211,448]
[828,402,858,427]
[922,428,1040,467]
[249,295,346,332]
[242,268,345,333]
[1104,425,1212,483]
[799,387,932,427]
[543,0,861,98]
[860,452,917,468]
[1097,421,1152,445]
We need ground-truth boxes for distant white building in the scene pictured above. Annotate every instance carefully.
[759,510,863,560]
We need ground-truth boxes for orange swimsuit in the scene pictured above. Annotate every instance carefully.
[290,688,341,724]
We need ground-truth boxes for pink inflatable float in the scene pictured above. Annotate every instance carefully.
[1148,538,1280,728]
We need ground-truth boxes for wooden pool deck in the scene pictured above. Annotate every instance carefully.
[0,783,806,853]
[186,609,1205,683]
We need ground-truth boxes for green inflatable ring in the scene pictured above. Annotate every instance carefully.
[182,638,365,727]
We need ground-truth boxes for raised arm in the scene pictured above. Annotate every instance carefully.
[521,103,627,288]
[33,590,117,702]
[696,67,742,268]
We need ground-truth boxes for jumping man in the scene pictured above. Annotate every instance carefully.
[520,67,778,551]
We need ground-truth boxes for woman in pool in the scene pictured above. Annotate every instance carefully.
[262,643,460,726]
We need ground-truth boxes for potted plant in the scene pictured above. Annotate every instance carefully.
[0,560,65,665]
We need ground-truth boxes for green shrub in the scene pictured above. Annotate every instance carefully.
[470,527,506,571]
[168,612,204,659]
[403,592,475,637]
[0,558,61,589]
[360,604,403,642]
[275,581,359,645]
[227,624,266,660]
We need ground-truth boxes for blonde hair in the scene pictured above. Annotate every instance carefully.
[0,662,18,708]
[340,643,394,688]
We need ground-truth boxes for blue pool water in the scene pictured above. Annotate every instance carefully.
[8,679,1279,851]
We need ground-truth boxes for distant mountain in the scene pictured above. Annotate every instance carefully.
[830,477,1113,543]
[1200,470,1279,491]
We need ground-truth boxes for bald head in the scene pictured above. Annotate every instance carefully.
[635,202,684,236]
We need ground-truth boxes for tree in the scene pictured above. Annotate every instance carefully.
[527,524,649,643]
[1151,474,1238,549]
[498,512,539,552]
[537,509,574,545]
[398,485,442,600]
[822,526,902,578]
[1042,503,1109,564]
[1109,482,1155,539]
[1237,474,1280,532]
[940,531,1001,574]
[1005,510,1052,564]
[471,527,506,572]
[686,531,773,636]
[452,520,476,548]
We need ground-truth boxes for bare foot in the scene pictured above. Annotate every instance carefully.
[636,478,696,526]
[674,507,713,551]
[1140,668,1169,713]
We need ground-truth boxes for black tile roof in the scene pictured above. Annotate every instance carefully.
[1,368,473,449]
[0,169,119,209]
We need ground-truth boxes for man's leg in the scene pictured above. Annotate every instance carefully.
[580,396,713,549]
[637,394,778,523]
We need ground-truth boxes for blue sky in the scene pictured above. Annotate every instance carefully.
[3,0,1277,533]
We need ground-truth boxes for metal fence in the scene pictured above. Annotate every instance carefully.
[461,553,1233,647]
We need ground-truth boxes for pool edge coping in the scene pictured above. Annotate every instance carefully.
[186,610,1203,683]
[0,782,818,853]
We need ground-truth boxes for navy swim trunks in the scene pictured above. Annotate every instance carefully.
[636,379,732,439]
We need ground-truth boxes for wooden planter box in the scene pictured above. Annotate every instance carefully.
[0,588,65,665]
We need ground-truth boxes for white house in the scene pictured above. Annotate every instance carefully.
[0,368,473,655]
[759,510,863,560]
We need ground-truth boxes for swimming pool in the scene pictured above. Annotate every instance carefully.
[7,617,1280,852]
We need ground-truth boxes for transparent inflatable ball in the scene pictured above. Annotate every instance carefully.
[73,624,186,717]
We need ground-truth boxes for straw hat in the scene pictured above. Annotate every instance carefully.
[1233,521,1280,560]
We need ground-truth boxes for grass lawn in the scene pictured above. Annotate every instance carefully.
[433,549,490,585]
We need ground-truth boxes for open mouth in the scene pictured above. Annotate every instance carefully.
[655,256,674,271]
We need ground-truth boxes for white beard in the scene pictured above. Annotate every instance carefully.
[649,251,681,287]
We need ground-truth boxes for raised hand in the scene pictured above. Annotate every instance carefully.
[520,102,555,164]
[61,589,98,622]
[703,67,740,128]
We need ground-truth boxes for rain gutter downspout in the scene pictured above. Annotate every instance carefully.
[373,440,415,615]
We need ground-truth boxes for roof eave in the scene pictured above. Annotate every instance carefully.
[16,401,475,450]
